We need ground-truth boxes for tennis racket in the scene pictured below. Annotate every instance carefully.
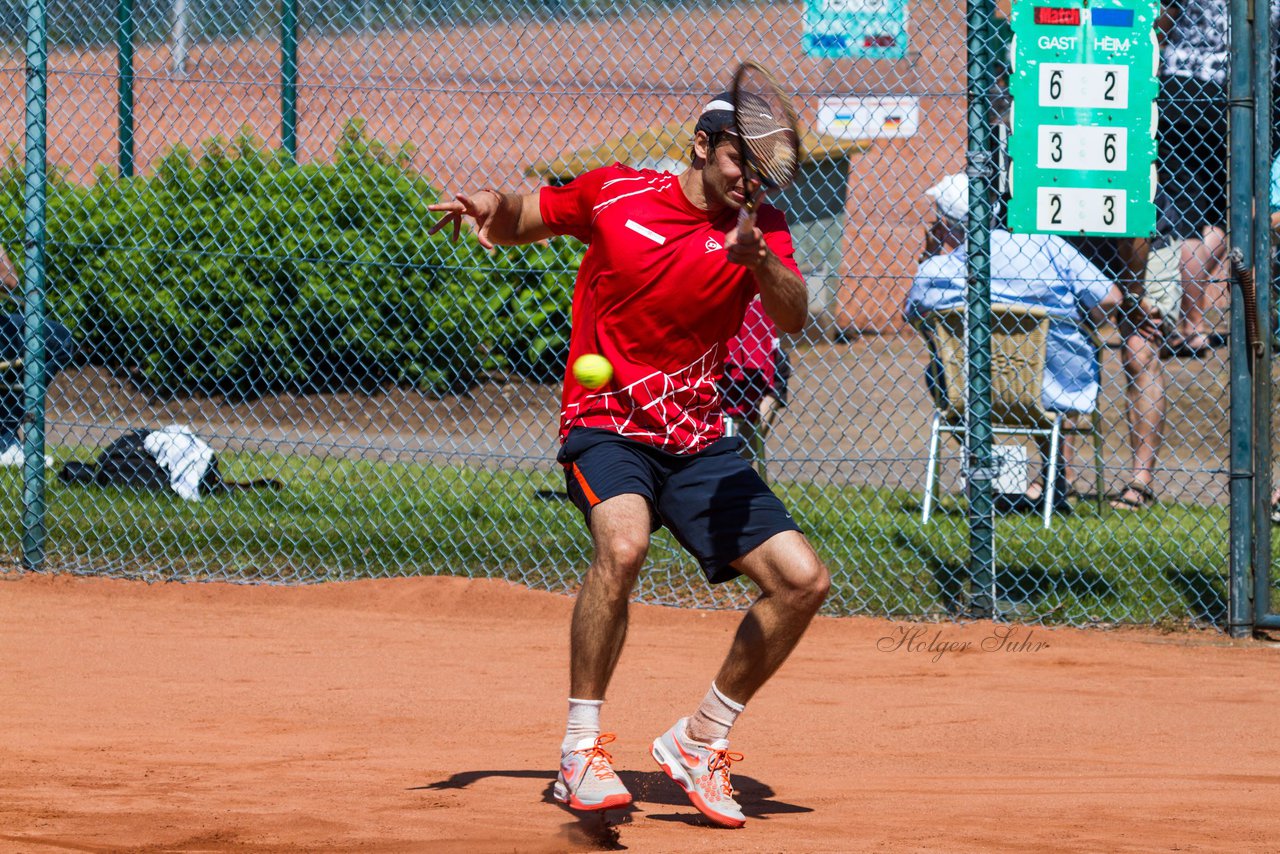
[730,61,801,239]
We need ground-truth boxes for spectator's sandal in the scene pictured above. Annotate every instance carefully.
[1110,481,1157,512]
[1065,483,1092,501]
[1160,332,1225,359]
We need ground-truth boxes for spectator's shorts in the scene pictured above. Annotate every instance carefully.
[558,427,802,584]
[1142,239,1183,334]
[1157,74,1228,239]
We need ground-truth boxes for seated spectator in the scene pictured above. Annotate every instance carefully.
[720,296,789,481]
[904,173,1122,513]
[0,244,75,467]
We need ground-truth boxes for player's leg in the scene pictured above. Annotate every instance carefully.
[650,531,828,827]
[555,430,660,811]
[555,495,650,811]
[710,531,829,704]
[649,444,828,826]
[570,493,651,701]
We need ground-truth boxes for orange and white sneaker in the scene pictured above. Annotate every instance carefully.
[553,733,633,811]
[650,718,746,828]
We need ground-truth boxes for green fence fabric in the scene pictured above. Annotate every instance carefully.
[3,0,1273,628]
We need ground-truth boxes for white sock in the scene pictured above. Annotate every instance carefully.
[562,697,603,754]
[686,682,745,745]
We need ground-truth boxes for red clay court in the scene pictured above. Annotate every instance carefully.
[2,571,1279,852]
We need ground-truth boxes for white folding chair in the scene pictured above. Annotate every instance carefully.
[919,304,1105,529]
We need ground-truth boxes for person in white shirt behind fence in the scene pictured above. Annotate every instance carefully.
[904,173,1124,514]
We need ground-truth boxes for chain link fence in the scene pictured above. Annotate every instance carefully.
[1,0,1274,627]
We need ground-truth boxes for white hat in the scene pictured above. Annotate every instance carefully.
[925,173,969,222]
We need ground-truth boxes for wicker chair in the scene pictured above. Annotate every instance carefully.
[919,303,1105,529]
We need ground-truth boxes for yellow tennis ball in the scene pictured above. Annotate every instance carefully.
[572,354,613,389]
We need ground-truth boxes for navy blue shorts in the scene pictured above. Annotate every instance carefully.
[557,427,801,584]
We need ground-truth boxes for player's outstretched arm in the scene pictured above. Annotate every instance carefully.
[427,190,554,250]
[726,225,807,334]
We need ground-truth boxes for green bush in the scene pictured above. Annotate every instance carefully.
[487,238,579,383]
[0,121,581,398]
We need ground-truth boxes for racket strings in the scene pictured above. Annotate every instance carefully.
[732,70,800,191]
[742,133,798,189]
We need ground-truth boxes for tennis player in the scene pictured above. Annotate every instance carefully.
[428,94,830,829]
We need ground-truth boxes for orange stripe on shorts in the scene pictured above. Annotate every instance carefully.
[570,463,602,507]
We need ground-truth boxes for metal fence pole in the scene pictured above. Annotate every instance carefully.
[1253,0,1276,629]
[1226,0,1255,637]
[116,0,134,178]
[21,0,49,570]
[281,0,298,163]
[171,0,189,76]
[964,0,996,616]
[172,0,189,75]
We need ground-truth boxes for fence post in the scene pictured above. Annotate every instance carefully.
[21,0,49,571]
[116,0,134,177]
[1252,0,1273,629]
[171,0,189,76]
[281,0,298,163]
[1226,0,1255,637]
[964,0,996,617]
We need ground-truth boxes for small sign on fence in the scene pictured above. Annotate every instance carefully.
[1006,0,1160,237]
[992,443,1030,495]
[804,0,911,59]
[817,96,920,139]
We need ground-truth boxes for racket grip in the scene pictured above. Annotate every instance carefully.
[736,205,757,240]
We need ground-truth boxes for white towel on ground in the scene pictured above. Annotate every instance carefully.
[142,425,215,502]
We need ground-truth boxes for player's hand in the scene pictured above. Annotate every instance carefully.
[726,223,769,270]
[427,191,502,250]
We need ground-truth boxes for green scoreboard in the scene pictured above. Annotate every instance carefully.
[1007,0,1160,237]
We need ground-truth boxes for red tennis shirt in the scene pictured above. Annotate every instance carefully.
[539,163,802,454]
